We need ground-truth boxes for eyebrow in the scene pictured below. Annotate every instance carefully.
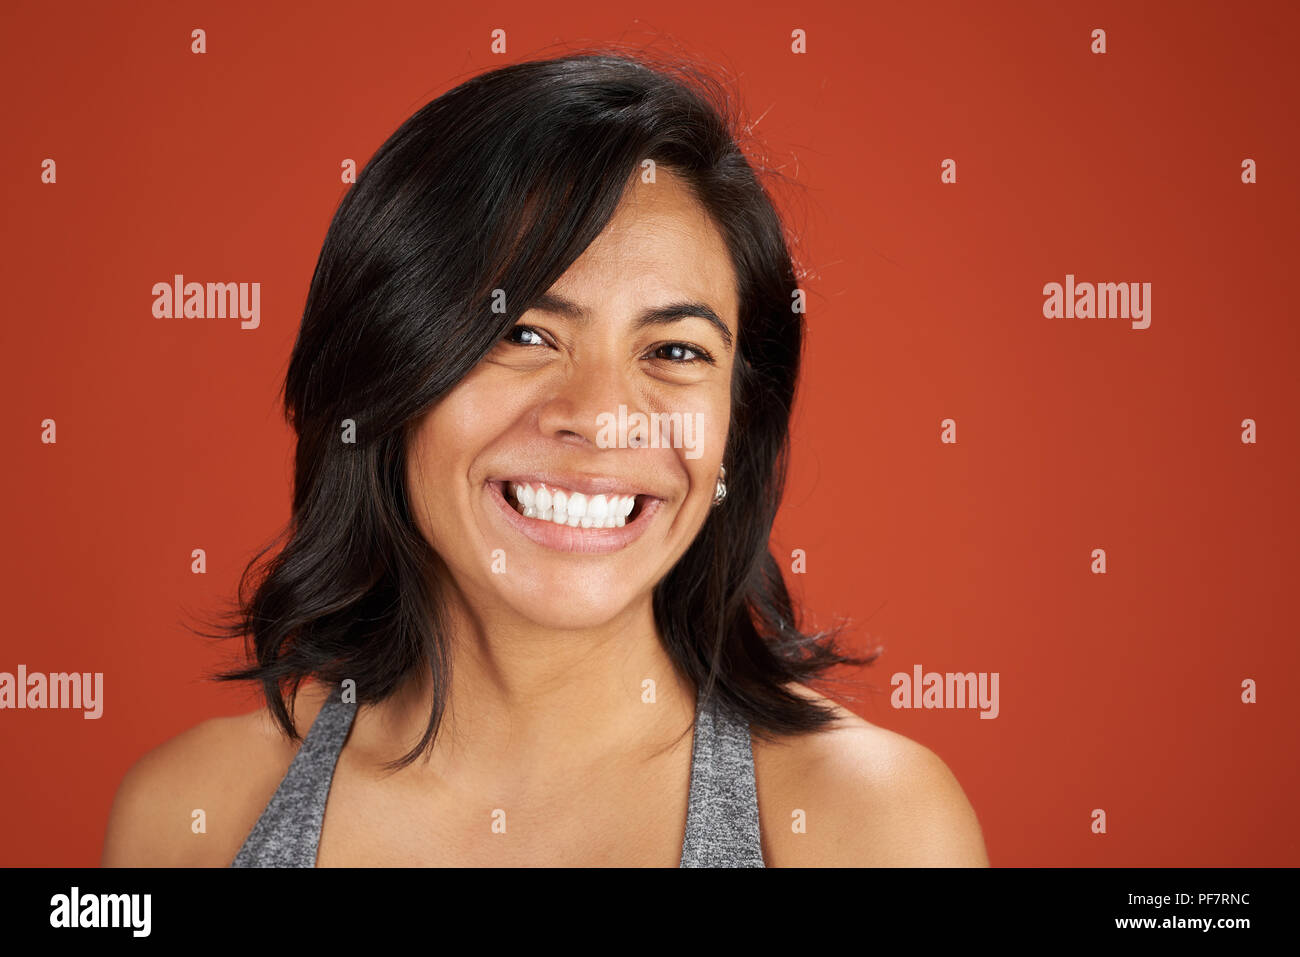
[526,291,734,352]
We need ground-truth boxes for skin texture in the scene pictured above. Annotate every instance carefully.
[102,171,989,867]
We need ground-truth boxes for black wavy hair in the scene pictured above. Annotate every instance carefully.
[198,47,876,770]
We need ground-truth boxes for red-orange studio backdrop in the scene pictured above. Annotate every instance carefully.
[1,0,1297,867]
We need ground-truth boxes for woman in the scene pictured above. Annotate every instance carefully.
[102,50,988,867]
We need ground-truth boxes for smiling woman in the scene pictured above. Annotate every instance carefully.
[101,48,988,868]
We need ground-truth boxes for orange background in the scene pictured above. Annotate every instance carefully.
[1,0,1297,866]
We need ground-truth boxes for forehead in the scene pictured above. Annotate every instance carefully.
[548,172,738,321]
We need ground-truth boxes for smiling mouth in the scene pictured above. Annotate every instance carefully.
[492,480,649,528]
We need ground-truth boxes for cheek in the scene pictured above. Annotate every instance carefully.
[403,404,473,517]
[405,370,530,528]
[413,368,523,472]
[404,421,448,541]
[688,382,731,465]
[431,368,513,447]
[664,386,731,508]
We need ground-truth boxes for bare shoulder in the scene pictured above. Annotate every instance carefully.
[750,683,989,867]
[101,682,331,867]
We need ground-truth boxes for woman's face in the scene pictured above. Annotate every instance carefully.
[406,171,739,632]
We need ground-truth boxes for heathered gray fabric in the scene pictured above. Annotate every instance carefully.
[229,684,356,868]
[231,682,765,867]
[678,689,766,867]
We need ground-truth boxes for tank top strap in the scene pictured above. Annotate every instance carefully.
[679,686,766,867]
[230,683,357,867]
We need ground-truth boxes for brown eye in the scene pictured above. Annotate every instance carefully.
[503,325,547,347]
[650,342,715,365]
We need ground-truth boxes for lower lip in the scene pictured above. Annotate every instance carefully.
[486,482,663,554]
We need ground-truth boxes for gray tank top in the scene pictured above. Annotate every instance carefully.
[230,683,766,867]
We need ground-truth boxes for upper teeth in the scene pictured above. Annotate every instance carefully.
[508,482,637,528]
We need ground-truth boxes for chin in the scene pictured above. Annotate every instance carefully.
[492,578,641,632]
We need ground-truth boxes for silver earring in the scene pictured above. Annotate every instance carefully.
[712,465,727,506]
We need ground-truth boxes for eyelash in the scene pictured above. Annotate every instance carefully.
[501,325,717,365]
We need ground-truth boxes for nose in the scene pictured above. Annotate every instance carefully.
[535,357,639,450]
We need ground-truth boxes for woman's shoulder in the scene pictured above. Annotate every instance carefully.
[750,682,989,867]
[101,682,332,867]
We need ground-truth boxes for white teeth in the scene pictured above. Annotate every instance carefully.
[503,482,640,530]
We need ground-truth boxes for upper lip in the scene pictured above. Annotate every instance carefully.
[490,472,664,500]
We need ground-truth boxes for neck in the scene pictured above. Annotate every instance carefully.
[349,579,697,783]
